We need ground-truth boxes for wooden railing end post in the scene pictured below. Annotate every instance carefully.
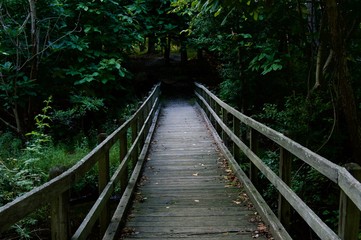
[50,166,70,240]
[338,163,361,240]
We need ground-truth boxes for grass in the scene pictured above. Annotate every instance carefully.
[33,145,90,175]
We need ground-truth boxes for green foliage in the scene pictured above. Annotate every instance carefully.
[0,0,144,134]
[0,106,90,238]
[26,96,53,154]
[248,43,284,75]
[52,93,105,141]
[254,94,333,148]
[67,58,130,85]
[1,97,54,205]
[0,132,22,160]
[0,62,37,110]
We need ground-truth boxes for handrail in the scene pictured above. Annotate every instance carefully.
[194,82,361,240]
[0,83,161,240]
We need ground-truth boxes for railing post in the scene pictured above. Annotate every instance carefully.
[221,108,228,145]
[232,116,241,163]
[278,147,292,231]
[207,92,214,126]
[139,110,145,148]
[205,94,211,122]
[51,191,69,240]
[145,101,151,134]
[338,163,361,240]
[131,117,139,170]
[249,128,259,188]
[119,130,128,194]
[97,133,110,235]
[49,167,69,240]
[215,103,221,135]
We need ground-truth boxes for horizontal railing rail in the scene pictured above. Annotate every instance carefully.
[0,83,161,240]
[195,82,361,240]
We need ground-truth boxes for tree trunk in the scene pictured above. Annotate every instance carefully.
[163,35,171,64]
[29,0,39,81]
[147,34,156,54]
[27,0,39,132]
[13,105,23,134]
[180,35,187,63]
[325,0,361,163]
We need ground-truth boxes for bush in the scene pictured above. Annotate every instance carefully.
[0,132,22,160]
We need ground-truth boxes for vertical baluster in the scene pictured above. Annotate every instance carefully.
[49,164,69,240]
[208,95,213,125]
[205,92,210,118]
[51,191,69,240]
[338,163,361,240]
[119,130,128,194]
[215,103,221,134]
[145,100,151,134]
[131,117,138,170]
[221,108,228,145]
[232,116,241,163]
[98,133,110,235]
[249,128,259,188]
[139,109,145,148]
[278,147,291,231]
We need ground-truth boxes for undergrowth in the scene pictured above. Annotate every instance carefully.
[0,95,140,239]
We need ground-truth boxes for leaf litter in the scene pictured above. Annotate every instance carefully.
[217,153,273,239]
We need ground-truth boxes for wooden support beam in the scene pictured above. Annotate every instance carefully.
[51,191,69,240]
[215,103,221,135]
[249,128,260,189]
[131,119,139,169]
[205,92,209,118]
[119,131,128,194]
[338,163,361,240]
[278,147,292,231]
[221,108,228,145]
[232,116,241,163]
[98,133,110,236]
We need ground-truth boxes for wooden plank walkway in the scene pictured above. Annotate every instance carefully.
[121,98,268,239]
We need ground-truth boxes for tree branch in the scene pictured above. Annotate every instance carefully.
[19,12,82,72]
[322,49,333,75]
[0,116,18,132]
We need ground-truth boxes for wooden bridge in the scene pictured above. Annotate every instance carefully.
[1,82,361,240]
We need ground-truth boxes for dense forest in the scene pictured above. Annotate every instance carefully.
[1,0,361,239]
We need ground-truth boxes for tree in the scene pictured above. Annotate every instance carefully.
[0,0,141,135]
[172,0,361,164]
[0,0,78,134]
[324,0,361,162]
[129,0,189,60]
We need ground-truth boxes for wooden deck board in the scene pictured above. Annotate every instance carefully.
[121,98,266,239]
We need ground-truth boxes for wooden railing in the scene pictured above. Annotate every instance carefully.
[0,83,161,240]
[195,82,361,240]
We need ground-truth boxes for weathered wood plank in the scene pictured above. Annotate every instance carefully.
[51,190,69,240]
[121,98,267,240]
[125,216,252,226]
[102,102,161,240]
[338,166,361,212]
[72,96,162,240]
[338,163,361,240]
[196,91,340,240]
[197,100,292,240]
